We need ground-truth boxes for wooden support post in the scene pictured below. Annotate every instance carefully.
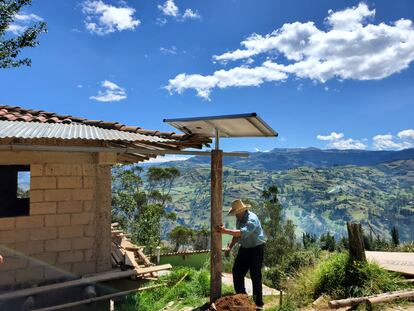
[347,222,366,262]
[210,149,223,302]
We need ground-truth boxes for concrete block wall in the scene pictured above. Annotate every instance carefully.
[0,151,112,287]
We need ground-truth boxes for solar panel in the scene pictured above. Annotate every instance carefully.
[163,113,277,138]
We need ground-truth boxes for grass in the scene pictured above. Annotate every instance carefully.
[280,252,409,310]
[117,266,234,311]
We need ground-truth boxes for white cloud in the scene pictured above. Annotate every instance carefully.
[7,12,43,35]
[158,0,201,22]
[373,133,413,150]
[81,0,140,35]
[167,3,414,99]
[160,46,177,55]
[317,132,344,141]
[145,155,190,163]
[317,132,367,150]
[183,9,201,20]
[398,129,414,140]
[166,61,287,100]
[326,3,375,31]
[90,80,127,102]
[158,0,179,17]
[331,138,367,150]
[77,84,84,88]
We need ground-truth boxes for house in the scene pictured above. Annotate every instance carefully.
[0,105,210,309]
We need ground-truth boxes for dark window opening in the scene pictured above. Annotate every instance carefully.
[0,165,30,217]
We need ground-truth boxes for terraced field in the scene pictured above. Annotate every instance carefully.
[162,159,414,241]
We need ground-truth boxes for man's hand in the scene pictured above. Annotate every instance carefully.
[215,225,227,234]
[0,255,3,265]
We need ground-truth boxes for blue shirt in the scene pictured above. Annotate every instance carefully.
[236,211,266,248]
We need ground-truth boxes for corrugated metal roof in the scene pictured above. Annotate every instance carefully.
[0,121,173,143]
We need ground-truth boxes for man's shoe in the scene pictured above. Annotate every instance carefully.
[256,306,264,310]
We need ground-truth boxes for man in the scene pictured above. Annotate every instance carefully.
[216,199,266,308]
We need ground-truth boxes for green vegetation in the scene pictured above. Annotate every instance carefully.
[0,0,47,68]
[117,266,234,311]
[112,165,180,252]
[110,151,414,310]
[280,252,408,310]
[161,161,414,242]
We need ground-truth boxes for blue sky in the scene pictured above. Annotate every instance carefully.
[1,0,414,154]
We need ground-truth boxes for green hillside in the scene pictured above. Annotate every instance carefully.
[164,160,414,242]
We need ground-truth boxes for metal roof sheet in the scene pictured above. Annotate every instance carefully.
[0,120,173,143]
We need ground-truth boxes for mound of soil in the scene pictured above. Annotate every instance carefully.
[208,294,256,311]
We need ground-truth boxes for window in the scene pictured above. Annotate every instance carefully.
[0,165,30,217]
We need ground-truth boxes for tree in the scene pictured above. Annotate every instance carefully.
[169,225,194,252]
[193,228,210,250]
[320,232,336,252]
[253,185,296,266]
[111,165,180,253]
[1,0,47,68]
[147,167,180,206]
[390,226,399,247]
[302,232,317,249]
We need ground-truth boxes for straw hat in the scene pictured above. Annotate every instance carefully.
[228,199,250,216]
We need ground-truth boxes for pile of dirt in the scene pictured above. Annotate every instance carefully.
[208,294,256,311]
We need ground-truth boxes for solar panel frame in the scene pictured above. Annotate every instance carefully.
[163,113,278,138]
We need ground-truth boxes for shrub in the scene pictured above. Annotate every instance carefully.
[314,252,348,298]
[264,266,284,289]
[283,252,406,309]
[315,253,404,299]
[283,250,318,276]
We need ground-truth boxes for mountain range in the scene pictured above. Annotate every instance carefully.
[155,148,414,242]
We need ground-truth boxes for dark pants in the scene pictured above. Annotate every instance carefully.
[232,244,264,306]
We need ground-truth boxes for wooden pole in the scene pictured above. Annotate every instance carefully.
[347,222,366,262]
[210,149,223,302]
[329,289,414,309]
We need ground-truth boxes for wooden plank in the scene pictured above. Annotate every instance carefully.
[125,251,139,268]
[111,230,124,234]
[136,248,153,267]
[121,240,138,250]
[0,269,138,301]
[135,264,172,275]
[210,149,223,303]
[32,283,166,311]
[111,242,124,264]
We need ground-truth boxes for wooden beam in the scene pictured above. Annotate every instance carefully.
[329,289,413,309]
[125,251,139,268]
[135,264,172,275]
[210,149,223,302]
[367,290,414,305]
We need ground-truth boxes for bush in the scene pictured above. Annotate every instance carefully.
[283,250,318,276]
[314,252,348,298]
[283,252,407,309]
[315,252,404,299]
[264,266,284,289]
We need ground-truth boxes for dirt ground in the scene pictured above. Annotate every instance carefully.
[208,294,256,311]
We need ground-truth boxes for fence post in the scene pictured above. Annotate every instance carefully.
[347,222,366,262]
